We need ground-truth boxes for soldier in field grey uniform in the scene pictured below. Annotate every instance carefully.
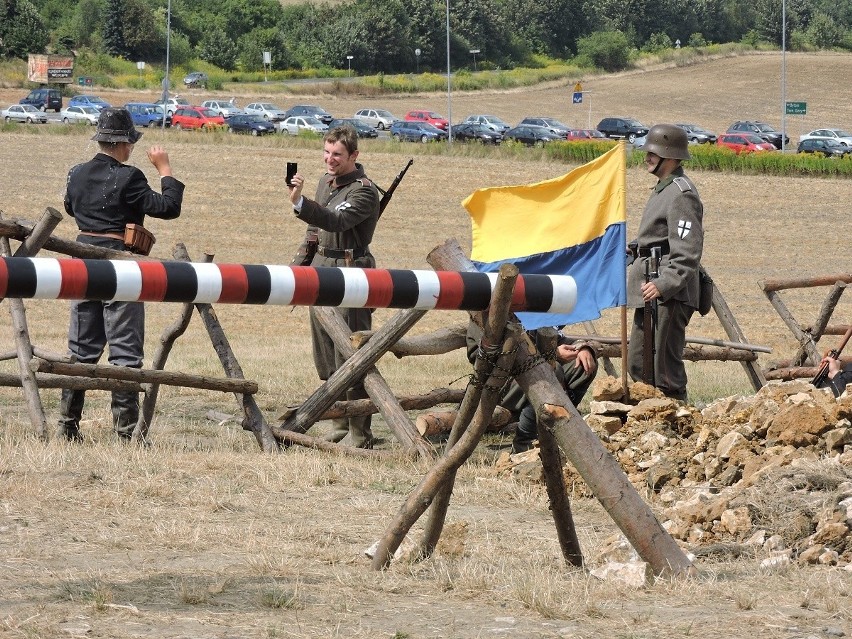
[287,125,380,448]
[627,124,704,401]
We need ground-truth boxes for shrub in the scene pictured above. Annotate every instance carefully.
[576,31,631,72]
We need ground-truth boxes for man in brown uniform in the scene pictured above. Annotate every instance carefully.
[287,126,380,447]
[627,124,704,401]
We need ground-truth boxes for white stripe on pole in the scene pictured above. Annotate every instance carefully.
[413,270,440,309]
[547,275,577,313]
[111,260,143,301]
[340,267,370,308]
[190,263,223,303]
[266,265,295,305]
[31,257,63,299]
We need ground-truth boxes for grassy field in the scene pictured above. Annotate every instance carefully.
[1,51,851,638]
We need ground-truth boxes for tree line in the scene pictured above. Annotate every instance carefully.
[4,0,852,73]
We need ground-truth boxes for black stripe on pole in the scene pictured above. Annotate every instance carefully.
[314,266,346,307]
[243,265,272,304]
[2,257,37,299]
[162,261,198,303]
[459,272,493,311]
[388,269,419,309]
[521,275,554,311]
[84,259,117,301]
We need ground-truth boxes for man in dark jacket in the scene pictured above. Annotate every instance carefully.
[627,124,704,401]
[287,125,380,448]
[816,356,852,397]
[58,108,184,442]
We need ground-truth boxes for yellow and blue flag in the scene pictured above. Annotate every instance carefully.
[463,142,626,329]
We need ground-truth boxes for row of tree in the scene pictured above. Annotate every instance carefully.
[3,0,852,73]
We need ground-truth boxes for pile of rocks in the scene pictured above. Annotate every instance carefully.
[502,376,852,567]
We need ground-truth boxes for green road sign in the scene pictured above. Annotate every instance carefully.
[785,101,807,115]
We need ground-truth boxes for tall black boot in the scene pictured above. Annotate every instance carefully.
[112,391,139,441]
[57,389,85,441]
[511,404,538,454]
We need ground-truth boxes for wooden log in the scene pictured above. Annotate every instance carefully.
[0,372,143,392]
[588,342,758,362]
[311,306,433,459]
[583,320,617,377]
[561,333,772,354]
[428,239,695,578]
[763,366,821,381]
[278,429,412,460]
[766,356,852,370]
[793,282,847,366]
[418,262,519,559]
[762,273,852,293]
[415,406,511,436]
[0,347,71,364]
[350,324,467,357]
[31,358,258,394]
[15,208,63,257]
[804,324,851,336]
[764,289,819,366]
[371,324,522,570]
[277,387,467,421]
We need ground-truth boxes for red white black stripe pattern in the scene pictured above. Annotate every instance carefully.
[0,257,577,313]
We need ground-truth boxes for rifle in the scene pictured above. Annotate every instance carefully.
[641,247,661,386]
[811,322,852,387]
[377,158,414,218]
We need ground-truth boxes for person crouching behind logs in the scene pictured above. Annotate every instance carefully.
[627,124,704,402]
[58,107,184,442]
[287,125,380,449]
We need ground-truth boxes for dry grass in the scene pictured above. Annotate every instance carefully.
[1,51,852,638]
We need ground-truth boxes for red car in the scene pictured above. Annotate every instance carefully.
[565,128,608,141]
[171,106,226,130]
[716,133,775,154]
[404,109,449,130]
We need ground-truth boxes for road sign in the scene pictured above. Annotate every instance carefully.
[572,92,583,104]
[785,101,806,115]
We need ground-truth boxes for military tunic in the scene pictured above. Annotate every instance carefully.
[627,166,704,400]
[294,163,380,446]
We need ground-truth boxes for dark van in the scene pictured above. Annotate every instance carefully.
[20,88,63,112]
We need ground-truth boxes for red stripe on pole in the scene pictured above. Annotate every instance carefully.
[217,264,249,303]
[511,274,527,310]
[0,258,7,298]
[290,266,319,306]
[58,259,89,300]
[433,271,465,309]
[137,261,168,301]
[364,269,394,308]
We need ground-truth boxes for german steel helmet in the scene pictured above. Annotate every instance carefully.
[643,123,690,160]
[92,107,143,144]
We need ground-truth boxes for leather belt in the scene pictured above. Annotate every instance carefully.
[637,242,669,257]
[316,246,369,259]
[80,231,125,242]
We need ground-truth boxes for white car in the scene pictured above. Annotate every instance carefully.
[201,99,243,118]
[798,128,852,146]
[155,96,191,116]
[278,116,328,136]
[2,104,48,123]
[354,108,399,130]
[463,114,511,133]
[244,102,288,121]
[61,105,100,125]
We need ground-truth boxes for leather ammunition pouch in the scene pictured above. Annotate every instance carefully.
[697,266,713,316]
[292,229,319,266]
[124,223,156,256]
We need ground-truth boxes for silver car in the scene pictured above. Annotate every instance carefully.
[244,102,288,121]
[2,104,48,123]
[278,116,328,136]
[61,105,100,125]
[202,99,244,118]
[354,108,399,130]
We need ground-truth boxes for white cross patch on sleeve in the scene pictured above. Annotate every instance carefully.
[677,219,692,239]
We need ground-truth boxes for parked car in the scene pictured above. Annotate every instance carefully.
[798,128,852,147]
[155,96,191,117]
[462,114,510,133]
[278,115,328,136]
[518,116,571,136]
[170,106,226,130]
[283,105,334,125]
[328,118,379,138]
[451,122,503,144]
[676,123,717,144]
[727,121,789,149]
[404,109,449,130]
[68,94,111,111]
[596,116,650,143]
[389,120,448,142]
[504,124,564,146]
[2,104,48,123]
[565,128,607,141]
[125,103,169,127]
[183,71,208,88]
[226,114,276,136]
[797,138,852,158]
[19,87,62,112]
[353,108,399,130]
[201,99,243,118]
[60,105,100,125]
[716,132,776,154]
[244,102,288,121]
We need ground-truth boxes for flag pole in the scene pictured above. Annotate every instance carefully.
[621,305,629,398]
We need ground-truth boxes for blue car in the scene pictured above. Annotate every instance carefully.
[69,94,111,111]
[226,114,276,136]
[125,103,170,127]
[389,120,447,142]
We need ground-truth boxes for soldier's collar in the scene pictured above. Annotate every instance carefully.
[653,165,685,193]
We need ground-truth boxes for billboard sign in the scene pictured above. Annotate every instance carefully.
[27,54,75,84]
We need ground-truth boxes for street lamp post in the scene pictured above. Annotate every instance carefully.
[161,0,171,130]
[415,48,421,73]
[781,0,787,151]
[446,0,452,144]
[469,49,479,71]
[346,55,353,77]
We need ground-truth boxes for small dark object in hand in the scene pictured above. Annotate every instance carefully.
[286,162,297,186]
